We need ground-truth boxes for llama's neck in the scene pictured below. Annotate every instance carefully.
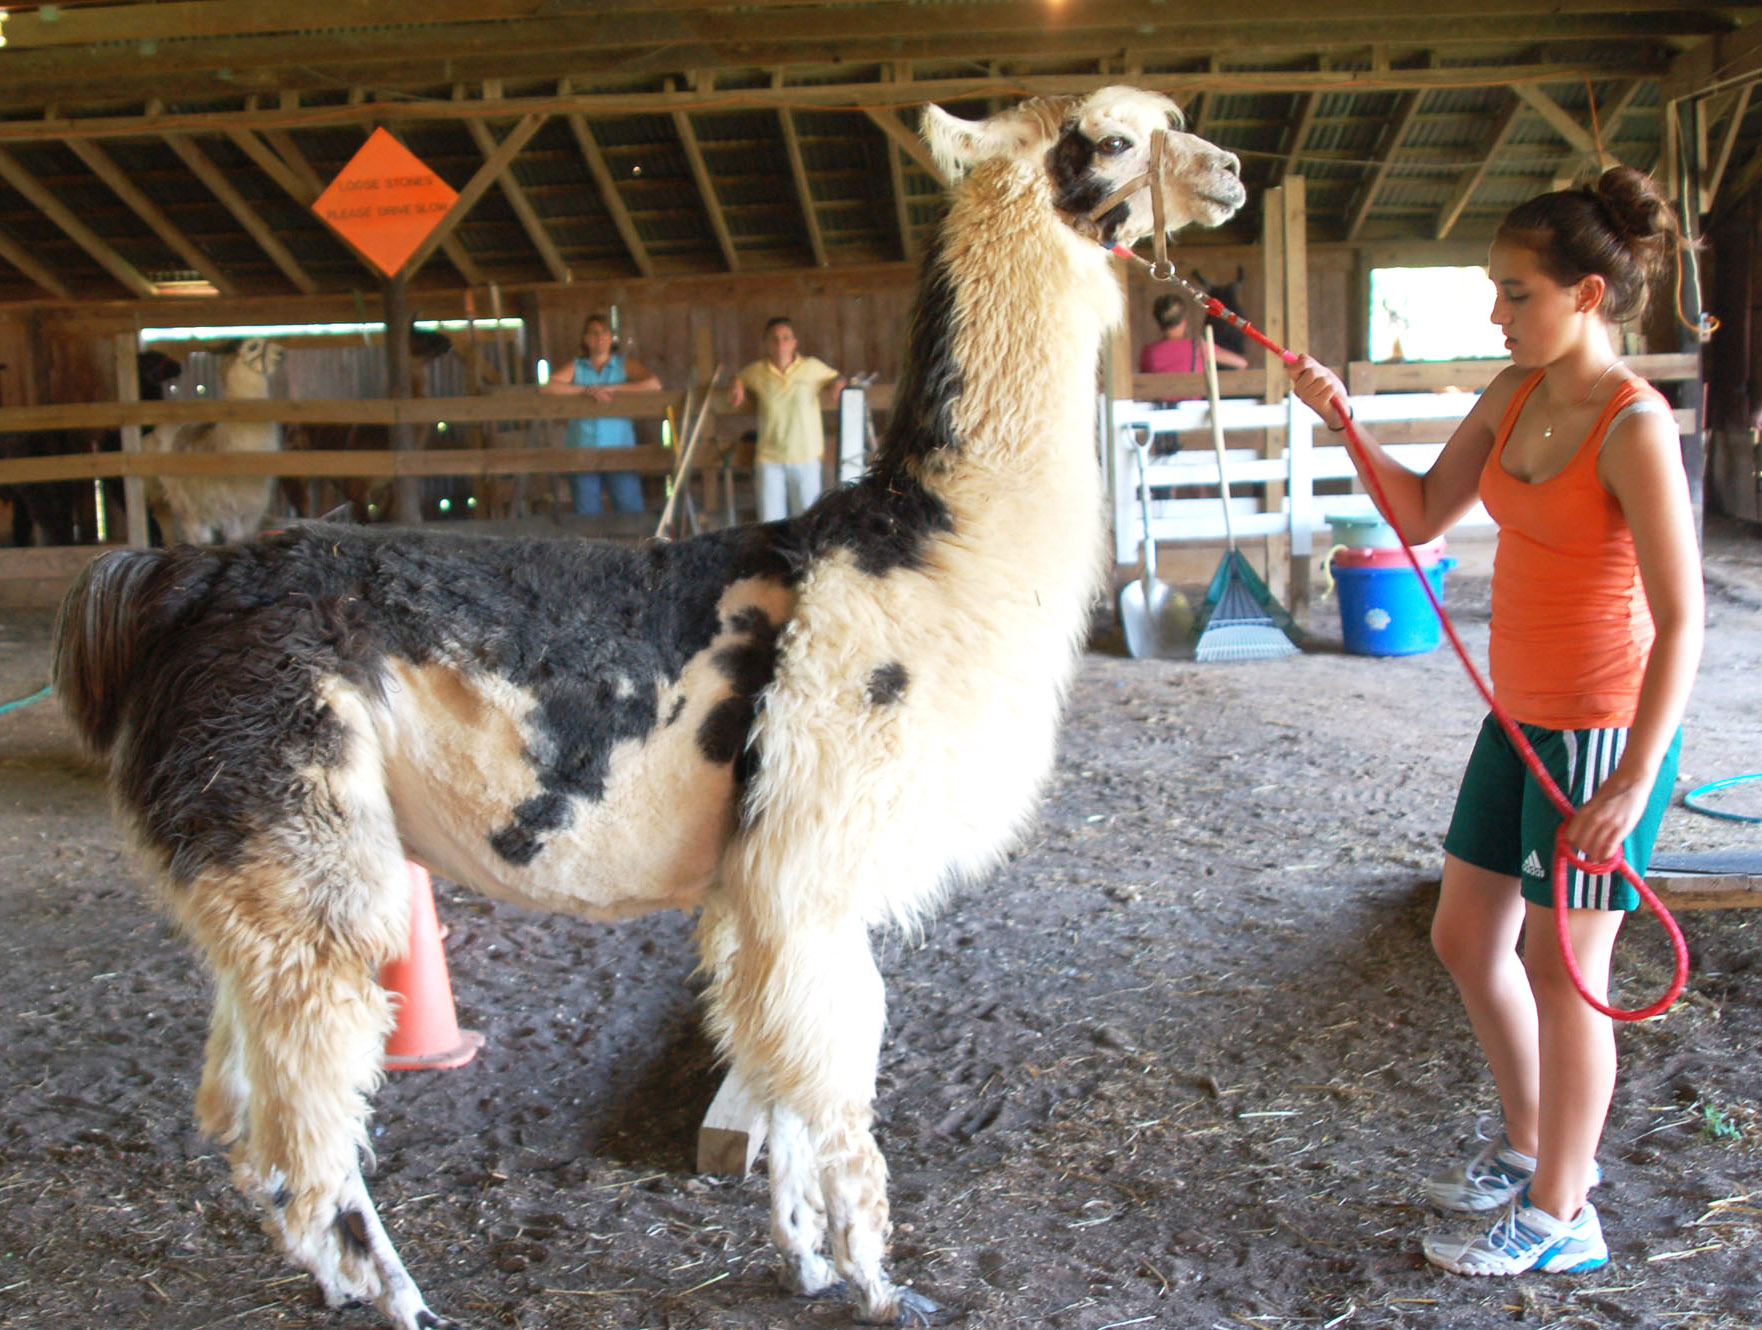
[880,158,1117,570]
[882,158,1118,480]
[222,367,270,399]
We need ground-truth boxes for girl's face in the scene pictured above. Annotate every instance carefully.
[1487,240,1589,367]
[763,323,797,366]
[581,321,614,358]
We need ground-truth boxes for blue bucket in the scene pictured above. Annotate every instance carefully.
[1331,556,1458,656]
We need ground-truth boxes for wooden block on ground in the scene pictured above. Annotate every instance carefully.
[1645,873,1762,910]
[697,1071,768,1176]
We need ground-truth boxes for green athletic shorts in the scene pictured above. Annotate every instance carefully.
[1442,713,1681,912]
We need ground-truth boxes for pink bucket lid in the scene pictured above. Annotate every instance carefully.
[1330,537,1448,569]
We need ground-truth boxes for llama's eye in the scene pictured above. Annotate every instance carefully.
[1097,135,1131,156]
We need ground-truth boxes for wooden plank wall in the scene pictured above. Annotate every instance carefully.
[529,264,921,395]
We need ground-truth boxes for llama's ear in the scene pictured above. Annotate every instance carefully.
[920,104,987,180]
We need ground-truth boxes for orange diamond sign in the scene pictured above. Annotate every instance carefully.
[313,128,458,277]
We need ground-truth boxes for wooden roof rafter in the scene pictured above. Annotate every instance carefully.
[1345,88,1426,242]
[774,71,828,269]
[463,83,570,285]
[882,65,919,264]
[1434,92,1523,240]
[561,78,655,279]
[158,122,321,295]
[0,224,71,299]
[62,136,238,296]
[398,110,548,281]
[1272,87,1322,189]
[669,73,741,273]
[0,62,1676,149]
[0,145,156,298]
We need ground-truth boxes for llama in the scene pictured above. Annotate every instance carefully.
[145,337,285,543]
[51,88,1242,1329]
[0,350,182,546]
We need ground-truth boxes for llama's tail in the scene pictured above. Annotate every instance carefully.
[52,548,177,759]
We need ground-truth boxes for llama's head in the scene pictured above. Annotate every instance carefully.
[223,337,285,381]
[921,86,1244,247]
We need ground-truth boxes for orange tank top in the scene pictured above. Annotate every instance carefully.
[1479,370,1667,729]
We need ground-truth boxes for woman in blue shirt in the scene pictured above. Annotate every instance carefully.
[542,313,661,515]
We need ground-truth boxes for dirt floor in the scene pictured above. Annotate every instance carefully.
[2,518,1759,1330]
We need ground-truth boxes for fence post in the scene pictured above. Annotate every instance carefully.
[1286,394,1315,619]
[112,332,149,548]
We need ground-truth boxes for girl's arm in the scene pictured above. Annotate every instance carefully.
[1285,355,1515,544]
[611,357,661,393]
[1566,411,1706,861]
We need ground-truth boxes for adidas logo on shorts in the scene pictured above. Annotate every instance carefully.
[1521,850,1545,879]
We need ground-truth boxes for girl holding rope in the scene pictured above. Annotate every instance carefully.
[1285,167,1703,1277]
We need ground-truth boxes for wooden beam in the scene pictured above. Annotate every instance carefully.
[0,147,156,298]
[1435,92,1523,241]
[1346,91,1424,242]
[1512,82,1599,155]
[399,112,547,280]
[112,332,150,547]
[64,138,238,296]
[1661,18,1762,105]
[162,130,320,294]
[669,75,740,272]
[774,71,827,269]
[1271,91,1320,189]
[0,63,1665,146]
[562,81,654,279]
[885,65,919,264]
[864,109,950,189]
[1703,84,1753,213]
[464,109,571,285]
[1597,77,1647,146]
[0,5,1711,100]
[0,1,543,47]
[697,1071,768,1176]
[0,226,71,298]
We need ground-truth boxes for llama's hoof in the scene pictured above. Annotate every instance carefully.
[800,1279,849,1301]
[861,1286,956,1326]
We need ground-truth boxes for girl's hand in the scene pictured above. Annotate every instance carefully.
[1562,776,1650,868]
[588,386,614,403]
[1284,354,1350,431]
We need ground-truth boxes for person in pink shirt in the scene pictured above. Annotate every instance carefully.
[1139,294,1247,379]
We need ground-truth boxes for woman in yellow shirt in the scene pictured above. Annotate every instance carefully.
[729,317,846,521]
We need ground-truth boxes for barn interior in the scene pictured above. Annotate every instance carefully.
[0,1,1758,606]
[4,9,1762,1330]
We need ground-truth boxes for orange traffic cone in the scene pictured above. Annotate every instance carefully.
[381,862,485,1071]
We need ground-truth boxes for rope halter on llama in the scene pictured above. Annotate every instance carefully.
[1100,167,1687,1021]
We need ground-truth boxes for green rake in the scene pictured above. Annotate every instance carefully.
[1191,328,1302,663]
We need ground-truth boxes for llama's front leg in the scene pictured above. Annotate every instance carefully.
[718,916,945,1326]
[817,1109,943,1326]
[767,1103,839,1297]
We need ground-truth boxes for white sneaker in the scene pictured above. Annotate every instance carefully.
[1423,1195,1610,1277]
[1426,1131,1601,1213]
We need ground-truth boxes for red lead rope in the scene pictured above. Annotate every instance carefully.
[1115,245,1688,1020]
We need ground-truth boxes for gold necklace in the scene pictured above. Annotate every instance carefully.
[1541,361,1620,440]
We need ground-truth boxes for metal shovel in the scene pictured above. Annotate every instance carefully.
[1119,430,1192,658]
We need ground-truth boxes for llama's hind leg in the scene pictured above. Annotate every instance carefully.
[181,854,442,1330]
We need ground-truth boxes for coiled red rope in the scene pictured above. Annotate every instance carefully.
[1114,244,1688,1020]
